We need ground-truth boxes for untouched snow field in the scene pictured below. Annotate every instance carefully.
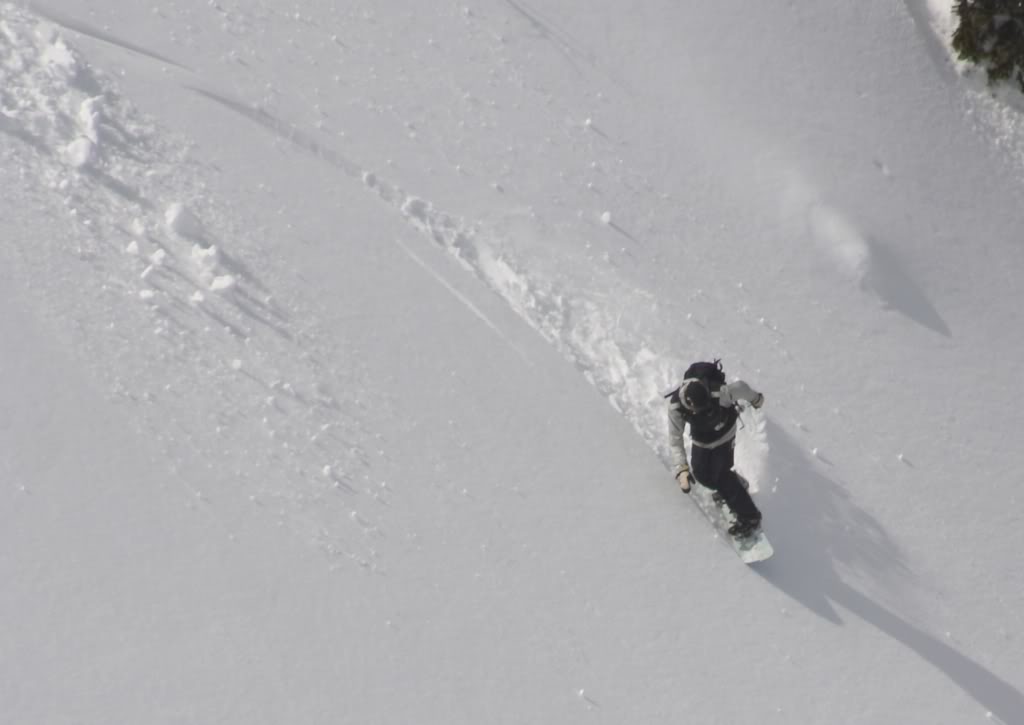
[2,1,1023,723]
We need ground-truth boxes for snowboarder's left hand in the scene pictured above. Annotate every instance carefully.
[751,392,765,409]
[677,469,694,494]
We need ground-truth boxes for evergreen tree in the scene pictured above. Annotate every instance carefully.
[952,1,1024,91]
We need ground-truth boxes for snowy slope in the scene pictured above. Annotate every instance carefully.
[3,1,1023,723]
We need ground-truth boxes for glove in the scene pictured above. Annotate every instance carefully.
[676,467,695,494]
[750,392,765,409]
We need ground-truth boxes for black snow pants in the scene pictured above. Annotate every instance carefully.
[690,439,761,522]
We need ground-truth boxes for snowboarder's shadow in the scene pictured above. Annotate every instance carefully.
[753,420,1024,723]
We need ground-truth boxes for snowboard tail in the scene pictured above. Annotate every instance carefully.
[691,484,773,564]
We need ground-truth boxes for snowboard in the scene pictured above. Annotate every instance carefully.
[690,482,773,564]
[728,526,773,564]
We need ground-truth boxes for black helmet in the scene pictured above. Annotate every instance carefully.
[681,379,711,412]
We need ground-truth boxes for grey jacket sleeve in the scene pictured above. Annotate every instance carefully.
[667,403,689,477]
[719,380,762,407]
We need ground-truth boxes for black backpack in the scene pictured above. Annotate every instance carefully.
[667,360,733,419]
[673,359,741,435]
[664,359,726,409]
[683,359,726,388]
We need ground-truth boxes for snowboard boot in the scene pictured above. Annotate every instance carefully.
[728,515,762,539]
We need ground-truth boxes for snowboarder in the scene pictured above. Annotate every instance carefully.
[666,360,765,538]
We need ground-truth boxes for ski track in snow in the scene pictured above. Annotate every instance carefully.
[0,5,386,571]
[393,237,534,367]
[27,1,194,72]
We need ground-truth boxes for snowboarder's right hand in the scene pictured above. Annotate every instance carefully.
[677,468,694,494]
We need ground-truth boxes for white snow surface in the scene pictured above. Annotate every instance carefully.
[2,1,1023,723]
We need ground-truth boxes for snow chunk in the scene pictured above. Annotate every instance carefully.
[210,274,237,292]
[401,196,429,222]
[77,97,101,144]
[190,244,234,291]
[125,240,140,255]
[64,137,94,169]
[165,202,204,239]
[41,35,77,74]
[191,243,219,268]
[600,211,612,225]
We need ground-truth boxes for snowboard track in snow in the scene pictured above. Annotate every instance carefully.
[1,6,385,571]
[187,82,769,492]
[6,4,1024,721]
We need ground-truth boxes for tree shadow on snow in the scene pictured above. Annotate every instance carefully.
[753,420,1023,724]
